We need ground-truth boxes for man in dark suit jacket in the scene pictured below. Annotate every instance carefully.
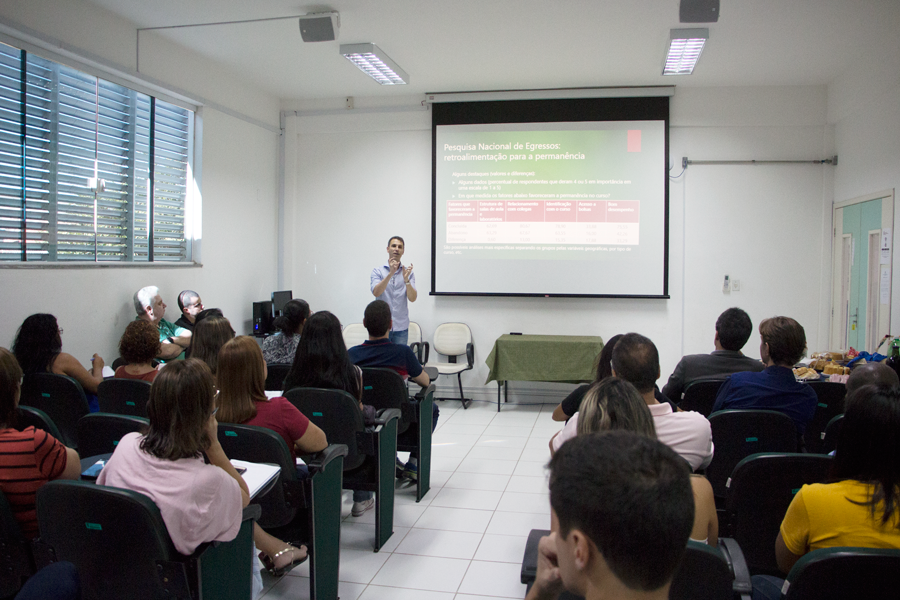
[662,307,765,400]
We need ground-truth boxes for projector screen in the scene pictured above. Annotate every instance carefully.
[431,96,669,298]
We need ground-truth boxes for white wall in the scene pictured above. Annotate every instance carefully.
[0,0,280,364]
[283,87,835,402]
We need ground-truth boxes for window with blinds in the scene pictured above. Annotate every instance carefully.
[0,41,194,263]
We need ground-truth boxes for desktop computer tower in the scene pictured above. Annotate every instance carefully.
[252,301,274,335]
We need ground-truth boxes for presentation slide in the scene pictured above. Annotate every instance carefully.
[432,110,669,297]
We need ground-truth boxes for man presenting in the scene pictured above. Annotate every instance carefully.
[371,236,416,346]
[133,286,191,361]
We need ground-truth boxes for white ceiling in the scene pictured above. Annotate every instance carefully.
[86,0,900,101]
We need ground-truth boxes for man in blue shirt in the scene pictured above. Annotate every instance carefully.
[370,236,416,346]
[712,316,817,435]
[348,300,435,480]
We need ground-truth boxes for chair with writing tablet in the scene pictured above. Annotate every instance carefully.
[19,374,89,449]
[97,379,151,418]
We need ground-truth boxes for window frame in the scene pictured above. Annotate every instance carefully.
[0,29,203,268]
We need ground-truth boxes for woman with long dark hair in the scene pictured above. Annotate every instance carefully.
[12,314,105,409]
[282,311,376,517]
[262,299,310,364]
[187,315,234,377]
[551,334,623,422]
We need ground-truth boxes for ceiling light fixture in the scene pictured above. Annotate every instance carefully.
[663,28,708,75]
[340,43,408,85]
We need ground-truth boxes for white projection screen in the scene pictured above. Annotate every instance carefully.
[431,96,670,298]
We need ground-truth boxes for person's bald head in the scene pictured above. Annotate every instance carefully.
[846,362,900,395]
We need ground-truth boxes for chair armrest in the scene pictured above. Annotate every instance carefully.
[241,504,262,522]
[372,408,401,426]
[521,529,551,585]
[413,383,437,401]
[422,342,430,365]
[306,443,349,471]
[719,537,752,600]
[466,343,474,367]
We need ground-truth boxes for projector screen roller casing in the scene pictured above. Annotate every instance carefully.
[431,96,670,298]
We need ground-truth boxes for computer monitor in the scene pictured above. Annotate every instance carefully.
[271,290,292,316]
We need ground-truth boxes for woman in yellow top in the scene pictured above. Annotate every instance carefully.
[752,383,900,600]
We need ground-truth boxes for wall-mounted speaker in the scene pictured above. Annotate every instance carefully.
[299,12,340,42]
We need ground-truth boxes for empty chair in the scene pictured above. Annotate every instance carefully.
[821,414,843,454]
[342,323,369,351]
[216,423,347,600]
[408,322,429,364]
[781,547,900,600]
[424,323,474,409]
[97,378,151,417]
[802,381,846,454]
[76,413,149,459]
[678,380,725,417]
[361,367,435,501]
[36,479,259,600]
[264,363,292,392]
[19,373,89,449]
[706,410,798,499]
[285,387,400,551]
[724,453,832,575]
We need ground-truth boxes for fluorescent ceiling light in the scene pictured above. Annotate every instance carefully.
[663,28,708,75]
[340,43,408,85]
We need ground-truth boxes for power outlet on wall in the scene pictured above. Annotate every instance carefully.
[732,279,741,292]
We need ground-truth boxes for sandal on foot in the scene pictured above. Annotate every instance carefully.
[260,544,308,577]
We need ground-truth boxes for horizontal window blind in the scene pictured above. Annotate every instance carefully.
[0,41,193,263]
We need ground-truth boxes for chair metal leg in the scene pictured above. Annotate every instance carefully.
[457,374,470,409]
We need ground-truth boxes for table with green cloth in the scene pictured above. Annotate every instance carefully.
[484,334,604,411]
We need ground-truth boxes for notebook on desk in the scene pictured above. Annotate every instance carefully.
[230,460,280,499]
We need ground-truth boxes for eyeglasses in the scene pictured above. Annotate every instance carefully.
[58,328,63,335]
[211,406,219,418]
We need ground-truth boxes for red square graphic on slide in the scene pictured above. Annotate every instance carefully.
[627,130,641,152]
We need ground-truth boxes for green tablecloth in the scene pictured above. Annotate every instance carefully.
[484,334,605,385]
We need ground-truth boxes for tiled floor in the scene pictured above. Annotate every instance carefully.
[260,399,561,600]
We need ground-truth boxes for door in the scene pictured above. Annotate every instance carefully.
[831,191,894,352]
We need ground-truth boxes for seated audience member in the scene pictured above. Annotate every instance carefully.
[12,313,105,411]
[712,316,817,435]
[550,378,717,545]
[134,286,191,361]
[218,336,327,469]
[282,311,376,517]
[174,290,203,331]
[347,300,437,480]
[611,333,713,470]
[216,336,327,573]
[96,359,300,590]
[750,383,900,600]
[115,320,161,382]
[662,307,765,401]
[552,334,622,422]
[262,299,310,364]
[846,360,900,394]
[526,431,694,600]
[0,348,80,539]
[195,307,224,325]
[188,315,235,378]
[13,561,80,600]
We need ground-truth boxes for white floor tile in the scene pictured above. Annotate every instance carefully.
[263,576,366,600]
[513,460,548,477]
[457,560,529,598]
[486,511,550,536]
[394,503,429,528]
[456,457,517,475]
[504,475,549,494]
[445,472,511,491]
[473,533,529,564]
[415,506,494,533]
[454,595,522,600]
[433,443,477,457]
[518,446,551,462]
[433,433,482,446]
[474,436,528,450]
[394,528,484,560]
[481,425,534,437]
[464,446,523,461]
[430,487,503,511]
[432,455,465,472]
[496,491,550,514]
[371,554,471,592]
[335,549,392,584]
[359,586,455,600]
[437,422,488,435]
[340,522,410,553]
[428,470,455,488]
